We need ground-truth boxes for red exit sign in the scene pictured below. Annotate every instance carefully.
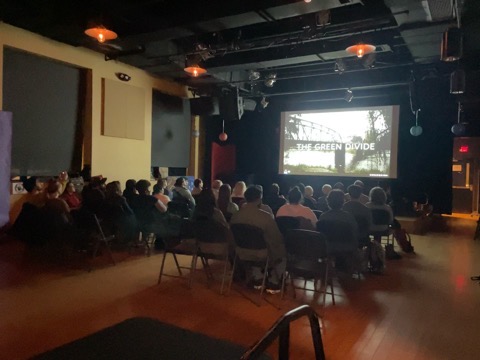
[459,146,469,153]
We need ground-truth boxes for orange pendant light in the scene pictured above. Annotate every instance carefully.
[346,43,376,58]
[85,26,117,43]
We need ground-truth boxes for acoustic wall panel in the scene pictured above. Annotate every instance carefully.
[102,78,145,140]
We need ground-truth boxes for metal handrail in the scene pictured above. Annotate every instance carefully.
[241,305,325,360]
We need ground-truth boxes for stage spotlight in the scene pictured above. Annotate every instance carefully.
[249,70,260,81]
[264,73,277,87]
[450,69,465,94]
[344,89,353,102]
[363,53,376,69]
[260,97,269,109]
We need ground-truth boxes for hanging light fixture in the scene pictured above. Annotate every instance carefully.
[219,120,228,141]
[410,109,423,137]
[334,59,346,74]
[346,43,376,58]
[451,103,467,136]
[184,56,207,77]
[85,26,117,43]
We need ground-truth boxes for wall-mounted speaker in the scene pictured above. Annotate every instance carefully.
[220,87,243,121]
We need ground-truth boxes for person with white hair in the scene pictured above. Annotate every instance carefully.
[317,184,332,212]
[211,179,223,200]
[303,185,317,210]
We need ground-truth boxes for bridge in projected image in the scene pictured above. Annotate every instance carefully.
[285,116,343,143]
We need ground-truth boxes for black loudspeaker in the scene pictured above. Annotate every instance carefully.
[220,87,244,121]
[190,97,219,116]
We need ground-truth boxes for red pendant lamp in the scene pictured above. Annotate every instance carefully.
[346,43,376,58]
[85,26,117,43]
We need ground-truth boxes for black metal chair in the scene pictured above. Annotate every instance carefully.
[316,218,360,276]
[281,230,334,308]
[194,217,232,294]
[275,216,300,237]
[157,219,197,287]
[370,208,392,245]
[229,224,269,306]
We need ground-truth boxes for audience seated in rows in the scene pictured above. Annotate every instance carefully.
[276,187,317,229]
[230,185,286,293]
[262,183,286,216]
[231,181,246,207]
[217,184,239,222]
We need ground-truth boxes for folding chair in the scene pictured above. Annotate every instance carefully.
[229,224,269,306]
[91,214,116,267]
[157,219,197,287]
[194,217,232,294]
[275,216,300,237]
[370,209,392,245]
[316,219,360,276]
[281,229,334,308]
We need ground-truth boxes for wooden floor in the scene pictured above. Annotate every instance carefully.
[1,218,480,360]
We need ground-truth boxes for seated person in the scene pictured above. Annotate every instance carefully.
[343,184,372,247]
[192,189,228,227]
[44,179,72,222]
[172,177,196,210]
[276,187,317,229]
[230,185,286,294]
[316,184,332,212]
[191,178,203,196]
[153,178,172,199]
[217,184,239,222]
[318,190,359,271]
[303,185,317,210]
[9,176,41,225]
[103,181,137,243]
[231,181,246,207]
[366,186,394,239]
[211,179,223,201]
[262,183,286,216]
[123,179,138,207]
[60,181,82,210]
[152,180,171,207]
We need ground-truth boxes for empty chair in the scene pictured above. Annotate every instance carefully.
[229,224,269,306]
[193,217,232,294]
[282,229,335,308]
[157,219,197,287]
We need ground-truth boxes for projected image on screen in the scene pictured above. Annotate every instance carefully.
[279,106,399,178]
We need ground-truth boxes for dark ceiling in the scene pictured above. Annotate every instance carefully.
[2,0,479,102]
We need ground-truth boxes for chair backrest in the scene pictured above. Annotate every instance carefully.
[276,216,300,236]
[230,223,267,250]
[371,209,390,226]
[285,229,328,261]
[312,210,323,220]
[168,201,191,219]
[353,214,370,238]
[316,218,357,253]
[194,217,229,244]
